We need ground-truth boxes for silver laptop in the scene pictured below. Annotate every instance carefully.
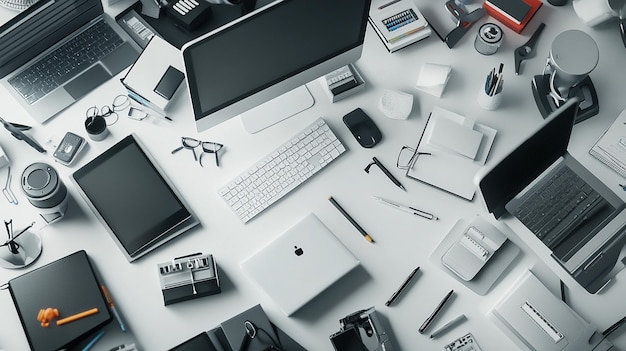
[240,213,360,316]
[476,98,626,294]
[0,0,141,123]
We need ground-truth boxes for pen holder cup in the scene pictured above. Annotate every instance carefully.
[85,116,108,141]
[477,85,503,110]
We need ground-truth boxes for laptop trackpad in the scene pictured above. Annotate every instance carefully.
[65,64,110,100]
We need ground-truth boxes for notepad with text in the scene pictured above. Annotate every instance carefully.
[589,109,626,179]
[406,107,496,200]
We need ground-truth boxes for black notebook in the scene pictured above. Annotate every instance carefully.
[4,250,111,351]
[485,0,531,24]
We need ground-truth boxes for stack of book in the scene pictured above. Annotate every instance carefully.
[483,0,542,34]
[368,0,431,53]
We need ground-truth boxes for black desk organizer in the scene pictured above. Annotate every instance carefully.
[115,0,268,49]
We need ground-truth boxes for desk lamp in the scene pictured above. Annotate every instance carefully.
[531,30,599,123]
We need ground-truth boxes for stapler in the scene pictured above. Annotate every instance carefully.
[444,0,486,48]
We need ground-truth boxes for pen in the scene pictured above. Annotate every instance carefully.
[82,329,105,351]
[0,116,46,153]
[429,314,466,338]
[328,196,374,243]
[385,266,420,306]
[602,315,626,336]
[101,285,127,332]
[365,157,406,191]
[418,289,454,334]
[378,0,401,10]
[373,196,438,220]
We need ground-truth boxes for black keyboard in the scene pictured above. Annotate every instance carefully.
[513,166,605,248]
[9,19,123,104]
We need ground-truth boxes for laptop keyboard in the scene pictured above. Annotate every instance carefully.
[513,166,606,248]
[9,19,123,104]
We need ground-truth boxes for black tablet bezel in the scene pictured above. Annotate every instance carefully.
[72,134,198,261]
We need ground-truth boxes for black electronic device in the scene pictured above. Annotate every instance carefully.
[157,253,221,305]
[165,0,212,31]
[53,132,85,166]
[329,307,394,351]
[343,108,382,148]
[71,134,199,261]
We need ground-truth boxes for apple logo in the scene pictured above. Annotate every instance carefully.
[294,246,303,256]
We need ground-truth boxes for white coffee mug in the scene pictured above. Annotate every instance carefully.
[573,0,622,27]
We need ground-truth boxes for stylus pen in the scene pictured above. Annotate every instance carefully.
[429,314,466,339]
[373,196,438,220]
[602,315,626,336]
[418,289,454,334]
[328,196,374,243]
[385,266,420,306]
[82,329,105,351]
[365,157,406,191]
[102,285,127,332]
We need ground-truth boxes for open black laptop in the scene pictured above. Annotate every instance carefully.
[0,0,141,123]
[476,98,626,293]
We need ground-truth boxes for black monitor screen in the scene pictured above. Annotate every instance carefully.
[184,0,370,119]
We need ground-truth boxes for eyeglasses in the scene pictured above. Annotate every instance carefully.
[85,95,130,126]
[238,320,282,351]
[171,137,224,167]
[396,145,431,170]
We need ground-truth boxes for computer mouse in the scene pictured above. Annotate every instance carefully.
[547,0,567,6]
[343,108,382,148]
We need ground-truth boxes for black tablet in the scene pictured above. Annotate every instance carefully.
[72,134,198,261]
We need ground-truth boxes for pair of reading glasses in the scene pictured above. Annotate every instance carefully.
[396,145,431,170]
[85,95,130,126]
[238,320,282,351]
[172,137,224,167]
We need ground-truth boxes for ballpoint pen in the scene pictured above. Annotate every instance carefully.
[385,266,420,306]
[102,285,127,332]
[418,289,455,334]
[373,196,438,220]
[365,157,406,191]
[0,116,46,153]
[429,314,466,338]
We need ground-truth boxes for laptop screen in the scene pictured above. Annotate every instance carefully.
[478,100,578,218]
[0,0,101,78]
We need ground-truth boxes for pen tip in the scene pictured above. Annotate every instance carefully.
[365,234,375,243]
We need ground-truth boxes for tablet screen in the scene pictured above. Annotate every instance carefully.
[72,135,195,260]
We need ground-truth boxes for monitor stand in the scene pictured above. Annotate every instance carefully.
[240,85,315,134]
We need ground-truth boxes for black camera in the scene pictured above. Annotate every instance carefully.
[329,307,394,351]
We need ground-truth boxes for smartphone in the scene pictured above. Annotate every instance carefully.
[53,132,85,166]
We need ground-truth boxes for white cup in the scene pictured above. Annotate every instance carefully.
[573,0,622,27]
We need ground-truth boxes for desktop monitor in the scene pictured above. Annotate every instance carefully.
[181,0,371,133]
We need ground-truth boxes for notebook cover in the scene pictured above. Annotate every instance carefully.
[220,304,281,351]
[483,0,542,34]
[7,250,111,351]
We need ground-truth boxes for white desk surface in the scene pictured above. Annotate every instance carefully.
[1,1,626,350]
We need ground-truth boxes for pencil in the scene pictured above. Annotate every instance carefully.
[328,196,374,243]
[56,307,99,326]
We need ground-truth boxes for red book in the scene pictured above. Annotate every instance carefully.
[483,0,542,34]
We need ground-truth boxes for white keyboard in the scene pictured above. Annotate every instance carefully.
[219,118,346,223]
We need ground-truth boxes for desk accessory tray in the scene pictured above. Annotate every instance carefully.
[158,253,221,305]
[430,217,520,295]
